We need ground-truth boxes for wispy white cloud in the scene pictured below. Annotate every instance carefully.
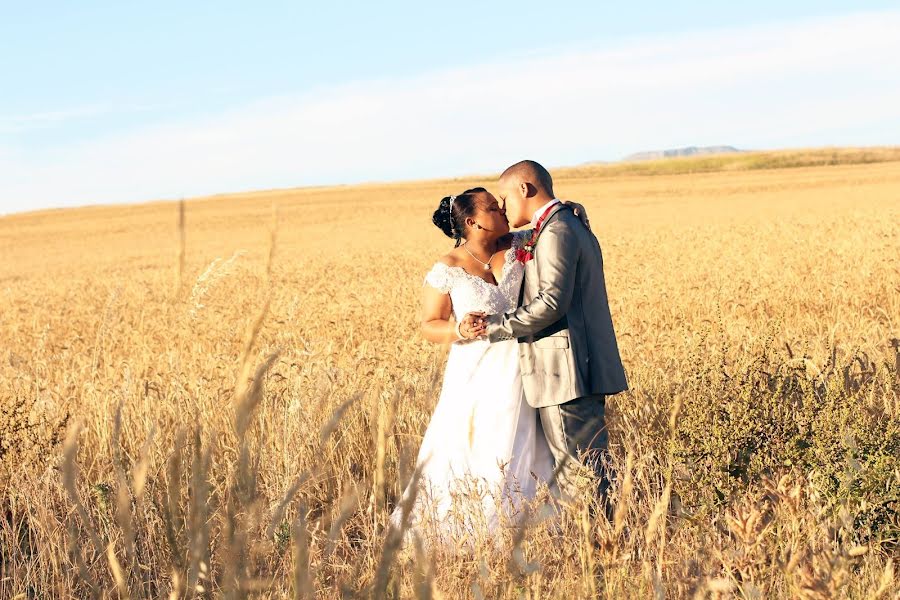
[0,106,109,133]
[0,102,177,134]
[2,10,899,215]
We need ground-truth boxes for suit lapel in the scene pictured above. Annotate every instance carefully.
[517,266,527,306]
[517,203,570,308]
[534,203,568,244]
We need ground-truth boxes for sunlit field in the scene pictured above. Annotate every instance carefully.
[2,148,899,598]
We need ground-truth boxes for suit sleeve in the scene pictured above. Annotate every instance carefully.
[486,219,578,342]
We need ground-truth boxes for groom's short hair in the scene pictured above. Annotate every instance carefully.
[500,160,554,196]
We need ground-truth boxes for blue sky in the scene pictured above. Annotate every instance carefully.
[2,1,899,214]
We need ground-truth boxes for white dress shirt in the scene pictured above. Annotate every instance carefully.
[531,198,560,228]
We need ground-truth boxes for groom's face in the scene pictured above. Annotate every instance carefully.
[497,177,529,228]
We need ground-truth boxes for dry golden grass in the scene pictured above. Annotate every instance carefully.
[1,149,899,598]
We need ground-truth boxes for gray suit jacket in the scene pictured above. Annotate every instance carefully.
[486,203,628,408]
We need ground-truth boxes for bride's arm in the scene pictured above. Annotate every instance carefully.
[507,202,589,245]
[420,285,485,344]
[564,201,591,230]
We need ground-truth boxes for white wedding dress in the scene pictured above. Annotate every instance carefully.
[391,232,555,546]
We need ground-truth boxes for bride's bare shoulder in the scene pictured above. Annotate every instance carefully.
[437,247,465,267]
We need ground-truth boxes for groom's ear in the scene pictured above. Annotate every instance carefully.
[521,181,532,198]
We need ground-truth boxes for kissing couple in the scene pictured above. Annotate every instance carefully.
[391,160,628,546]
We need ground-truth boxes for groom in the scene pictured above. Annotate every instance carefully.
[464,160,627,509]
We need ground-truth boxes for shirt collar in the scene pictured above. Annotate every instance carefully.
[531,198,560,228]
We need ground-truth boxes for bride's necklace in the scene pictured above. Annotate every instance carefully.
[463,242,501,271]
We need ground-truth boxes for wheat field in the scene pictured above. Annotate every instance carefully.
[2,149,899,598]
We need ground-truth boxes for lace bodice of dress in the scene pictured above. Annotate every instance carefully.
[423,232,528,320]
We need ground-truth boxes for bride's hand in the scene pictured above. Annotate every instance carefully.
[564,201,591,231]
[458,312,487,339]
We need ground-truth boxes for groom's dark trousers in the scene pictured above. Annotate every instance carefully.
[539,394,610,504]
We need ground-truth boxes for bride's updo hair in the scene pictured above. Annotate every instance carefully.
[432,187,486,247]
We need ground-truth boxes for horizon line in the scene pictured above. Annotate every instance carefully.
[3,143,897,220]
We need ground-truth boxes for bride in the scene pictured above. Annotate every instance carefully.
[391,187,583,546]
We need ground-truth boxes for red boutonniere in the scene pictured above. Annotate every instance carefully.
[515,202,561,264]
[515,245,535,264]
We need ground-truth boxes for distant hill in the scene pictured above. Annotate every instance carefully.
[561,147,900,180]
[623,145,744,161]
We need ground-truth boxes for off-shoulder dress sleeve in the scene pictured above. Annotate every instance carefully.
[423,262,454,293]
